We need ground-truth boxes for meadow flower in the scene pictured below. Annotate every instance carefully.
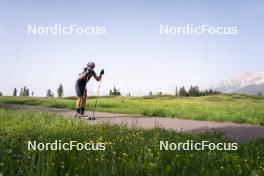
[105,141,113,145]
[147,148,152,152]
[149,162,157,168]
[122,153,128,157]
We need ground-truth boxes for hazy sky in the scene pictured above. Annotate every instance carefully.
[0,0,263,96]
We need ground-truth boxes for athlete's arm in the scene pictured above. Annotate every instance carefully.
[93,69,104,81]
[93,72,102,81]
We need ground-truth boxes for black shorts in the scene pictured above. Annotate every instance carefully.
[75,79,87,96]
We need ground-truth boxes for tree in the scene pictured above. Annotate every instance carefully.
[19,86,30,96]
[13,88,17,96]
[200,91,206,96]
[0,92,2,96]
[46,89,54,98]
[113,86,121,95]
[57,83,64,97]
[19,88,23,96]
[149,91,153,96]
[31,91,34,97]
[188,86,200,96]
[257,92,263,96]
[109,86,121,96]
[113,86,117,94]
[175,86,178,97]
[179,86,188,97]
[23,86,27,96]
[204,89,221,96]
[25,88,30,96]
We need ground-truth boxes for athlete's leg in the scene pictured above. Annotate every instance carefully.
[76,96,82,114]
[75,81,84,116]
[80,88,87,115]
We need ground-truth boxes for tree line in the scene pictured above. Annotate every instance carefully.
[46,84,64,98]
[11,86,33,97]
[177,86,221,97]
[9,83,64,98]
[108,85,220,97]
[148,86,221,97]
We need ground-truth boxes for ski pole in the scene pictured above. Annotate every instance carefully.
[92,78,102,118]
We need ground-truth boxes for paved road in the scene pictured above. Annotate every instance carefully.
[2,103,264,142]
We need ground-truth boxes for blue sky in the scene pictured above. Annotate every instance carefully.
[0,0,263,96]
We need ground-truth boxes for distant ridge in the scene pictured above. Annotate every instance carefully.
[212,71,264,95]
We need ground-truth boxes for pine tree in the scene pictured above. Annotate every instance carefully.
[13,88,17,96]
[23,86,27,96]
[179,86,188,97]
[19,88,23,96]
[26,89,30,96]
[0,92,2,96]
[113,86,117,94]
[57,83,64,97]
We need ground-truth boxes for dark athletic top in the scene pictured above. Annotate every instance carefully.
[75,67,95,89]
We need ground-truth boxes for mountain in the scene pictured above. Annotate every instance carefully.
[212,71,264,95]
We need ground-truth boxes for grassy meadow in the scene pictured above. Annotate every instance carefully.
[0,94,264,124]
[0,108,264,176]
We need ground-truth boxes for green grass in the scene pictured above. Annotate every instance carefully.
[0,94,264,124]
[0,108,264,176]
